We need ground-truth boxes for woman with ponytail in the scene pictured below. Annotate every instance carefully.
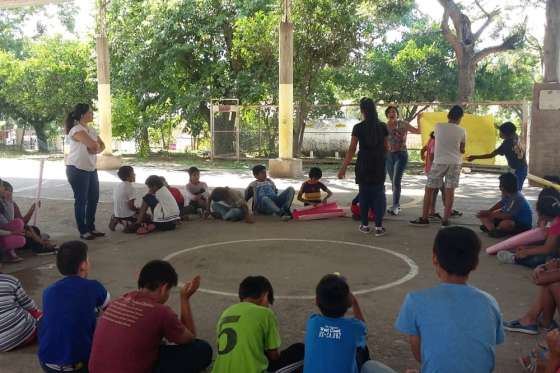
[64,103,105,240]
[338,98,389,236]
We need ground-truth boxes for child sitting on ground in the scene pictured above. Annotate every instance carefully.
[477,172,532,238]
[136,175,181,234]
[38,241,110,373]
[207,187,253,223]
[0,265,42,352]
[212,276,304,373]
[468,122,527,191]
[304,274,369,373]
[109,166,139,232]
[160,176,185,217]
[185,167,209,215]
[2,181,57,256]
[498,187,560,268]
[297,167,333,206]
[0,180,26,263]
[395,226,504,373]
[245,165,295,220]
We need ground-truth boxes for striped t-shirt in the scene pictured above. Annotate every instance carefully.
[0,274,38,351]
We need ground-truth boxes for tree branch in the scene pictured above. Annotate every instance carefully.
[473,34,521,64]
[440,7,462,60]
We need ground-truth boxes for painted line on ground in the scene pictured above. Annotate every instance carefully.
[163,238,419,300]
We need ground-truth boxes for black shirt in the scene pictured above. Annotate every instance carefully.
[496,136,527,170]
[351,120,388,185]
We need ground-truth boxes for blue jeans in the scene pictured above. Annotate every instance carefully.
[359,184,386,228]
[66,165,99,235]
[515,253,556,269]
[514,165,528,191]
[212,203,244,221]
[386,151,408,208]
[257,187,295,215]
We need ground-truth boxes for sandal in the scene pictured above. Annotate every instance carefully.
[451,209,463,217]
[137,224,156,235]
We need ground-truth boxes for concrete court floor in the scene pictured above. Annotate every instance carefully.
[0,158,547,372]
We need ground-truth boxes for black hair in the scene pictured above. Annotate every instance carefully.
[433,226,480,277]
[429,131,435,139]
[137,260,178,290]
[447,105,464,122]
[360,97,380,125]
[210,187,227,202]
[316,274,350,318]
[536,188,560,218]
[252,164,267,177]
[384,105,399,117]
[117,166,134,181]
[64,103,90,134]
[57,241,88,276]
[309,167,322,179]
[188,166,200,176]
[238,275,274,305]
[499,122,517,137]
[145,175,164,190]
[2,181,12,192]
[499,172,518,194]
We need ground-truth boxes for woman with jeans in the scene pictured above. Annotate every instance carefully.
[338,98,389,236]
[384,106,420,215]
[64,104,105,240]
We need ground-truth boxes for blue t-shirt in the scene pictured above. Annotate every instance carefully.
[254,180,277,206]
[501,192,532,228]
[395,283,504,373]
[304,314,367,373]
[38,276,109,365]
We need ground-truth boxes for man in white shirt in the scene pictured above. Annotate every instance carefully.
[411,105,466,226]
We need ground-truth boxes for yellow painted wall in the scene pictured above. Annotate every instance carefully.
[419,112,496,165]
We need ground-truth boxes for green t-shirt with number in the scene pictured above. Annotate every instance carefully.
[211,302,282,373]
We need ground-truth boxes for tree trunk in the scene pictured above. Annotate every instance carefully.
[457,60,476,102]
[32,123,49,152]
[544,0,560,82]
[139,122,150,156]
[294,101,307,157]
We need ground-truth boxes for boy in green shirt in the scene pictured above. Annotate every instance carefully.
[212,276,304,373]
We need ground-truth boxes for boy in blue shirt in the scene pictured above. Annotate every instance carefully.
[304,274,369,373]
[245,165,295,220]
[477,172,532,238]
[395,227,505,373]
[467,122,527,190]
[38,241,110,373]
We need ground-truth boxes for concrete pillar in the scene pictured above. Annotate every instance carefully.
[95,0,121,170]
[269,0,301,178]
[529,83,560,179]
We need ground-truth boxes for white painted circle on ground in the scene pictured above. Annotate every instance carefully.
[163,238,419,300]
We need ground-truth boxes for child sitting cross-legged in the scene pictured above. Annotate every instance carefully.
[395,226,505,373]
[497,187,560,268]
[212,276,304,373]
[477,172,532,238]
[109,166,139,232]
[297,167,333,206]
[136,175,181,234]
[207,187,254,223]
[184,167,209,215]
[245,165,295,221]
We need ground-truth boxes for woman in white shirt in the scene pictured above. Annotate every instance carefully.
[64,104,105,240]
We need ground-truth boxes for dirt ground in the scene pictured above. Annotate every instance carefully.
[0,158,545,372]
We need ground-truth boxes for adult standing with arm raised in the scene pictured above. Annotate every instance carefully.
[65,104,105,240]
[338,98,389,237]
[385,106,421,215]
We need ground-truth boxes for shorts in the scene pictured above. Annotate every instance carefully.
[493,218,531,235]
[427,163,462,189]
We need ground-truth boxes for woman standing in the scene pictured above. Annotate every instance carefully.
[338,98,389,236]
[65,103,105,240]
[384,106,420,216]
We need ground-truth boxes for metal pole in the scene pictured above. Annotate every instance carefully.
[210,100,215,160]
[235,102,240,161]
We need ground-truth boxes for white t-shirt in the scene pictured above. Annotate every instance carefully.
[434,123,466,165]
[113,181,136,218]
[153,187,181,222]
[66,124,98,172]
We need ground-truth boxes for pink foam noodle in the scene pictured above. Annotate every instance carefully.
[485,227,548,255]
[293,202,344,220]
[294,210,345,221]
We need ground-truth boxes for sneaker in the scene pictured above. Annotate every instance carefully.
[451,209,463,217]
[281,214,292,222]
[33,246,58,256]
[80,232,95,240]
[375,227,386,237]
[503,319,539,335]
[409,217,429,226]
[497,250,516,264]
[540,318,559,332]
[108,216,119,231]
[429,213,443,222]
[479,224,489,233]
[387,207,400,216]
[359,225,371,234]
[90,230,106,237]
